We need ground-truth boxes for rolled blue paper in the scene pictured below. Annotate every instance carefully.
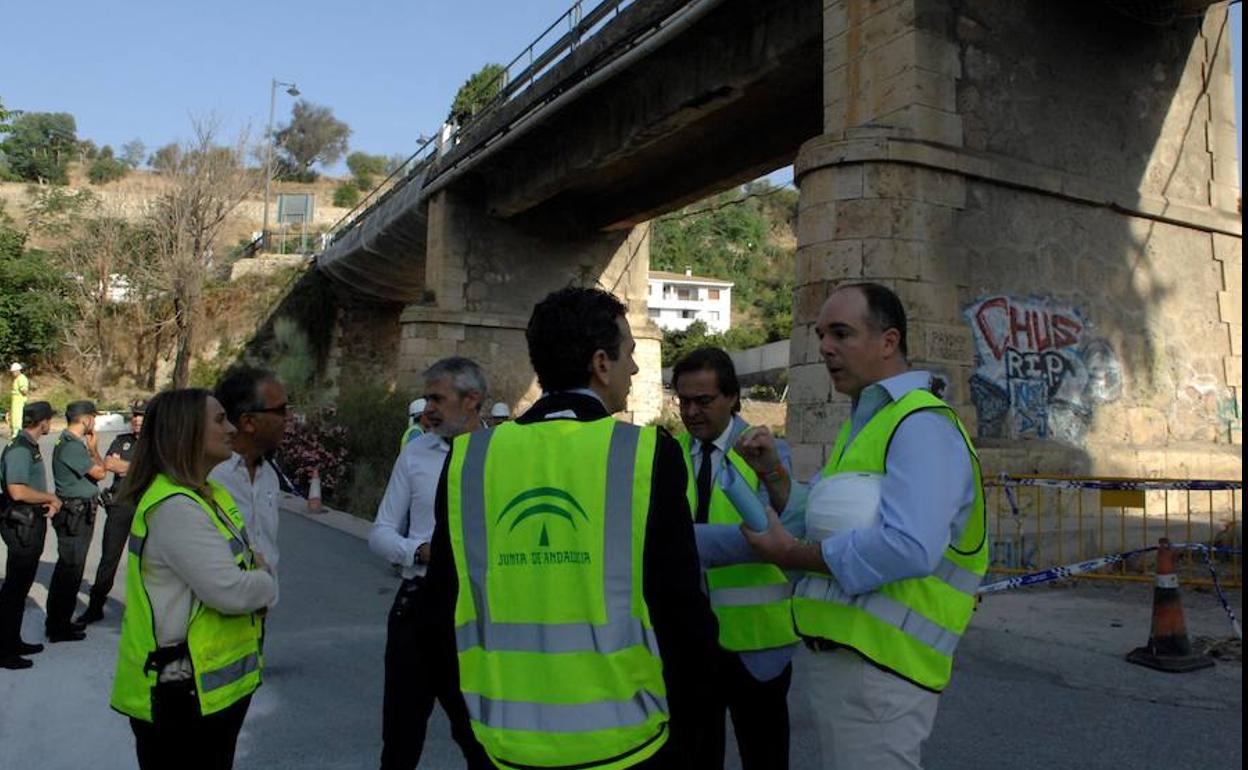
[720,462,768,532]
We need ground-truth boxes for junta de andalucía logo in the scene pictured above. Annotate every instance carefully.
[495,487,593,567]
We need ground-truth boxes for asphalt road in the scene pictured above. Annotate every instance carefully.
[1,440,1242,769]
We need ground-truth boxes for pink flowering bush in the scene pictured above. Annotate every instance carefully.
[277,409,351,500]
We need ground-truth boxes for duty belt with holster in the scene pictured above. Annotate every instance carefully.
[58,496,98,534]
[1,502,48,549]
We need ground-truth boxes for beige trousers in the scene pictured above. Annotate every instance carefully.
[802,646,940,770]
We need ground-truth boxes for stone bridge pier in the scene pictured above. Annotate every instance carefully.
[398,189,663,422]
[789,0,1241,480]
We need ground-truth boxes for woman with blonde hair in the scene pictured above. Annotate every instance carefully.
[110,388,276,769]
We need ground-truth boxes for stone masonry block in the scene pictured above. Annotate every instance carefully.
[870,65,959,118]
[790,443,827,482]
[788,363,833,405]
[1229,324,1242,358]
[862,164,966,207]
[1212,233,1241,265]
[1226,356,1242,388]
[892,200,956,241]
[800,164,864,203]
[1128,407,1169,446]
[862,239,923,280]
[797,201,840,246]
[1218,291,1241,325]
[796,240,864,285]
[795,283,831,323]
[832,199,894,240]
[891,280,959,324]
[878,104,963,147]
[1222,261,1242,294]
[922,323,973,363]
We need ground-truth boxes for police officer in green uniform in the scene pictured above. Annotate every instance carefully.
[0,401,61,669]
[79,398,147,625]
[47,400,107,641]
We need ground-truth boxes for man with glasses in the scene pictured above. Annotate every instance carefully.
[672,347,801,769]
[211,367,289,605]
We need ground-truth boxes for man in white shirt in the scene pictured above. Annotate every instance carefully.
[370,356,492,770]
[210,367,288,605]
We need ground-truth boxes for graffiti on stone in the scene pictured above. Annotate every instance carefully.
[1172,366,1241,442]
[965,295,1122,441]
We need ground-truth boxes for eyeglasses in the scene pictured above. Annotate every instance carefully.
[245,402,290,416]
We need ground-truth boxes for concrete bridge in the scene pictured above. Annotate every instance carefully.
[311,0,1241,481]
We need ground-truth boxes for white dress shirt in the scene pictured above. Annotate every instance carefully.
[209,452,281,604]
[369,431,450,579]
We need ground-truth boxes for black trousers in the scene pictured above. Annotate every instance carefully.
[704,647,792,770]
[130,689,252,770]
[45,498,95,632]
[0,510,48,653]
[88,502,135,609]
[380,577,493,770]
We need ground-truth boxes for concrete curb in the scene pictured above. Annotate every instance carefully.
[278,492,372,541]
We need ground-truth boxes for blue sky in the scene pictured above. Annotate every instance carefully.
[0,1,1241,181]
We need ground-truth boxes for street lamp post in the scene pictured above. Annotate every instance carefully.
[262,78,300,251]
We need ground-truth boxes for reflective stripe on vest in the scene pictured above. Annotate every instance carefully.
[794,388,987,692]
[111,475,264,721]
[676,432,798,652]
[449,419,669,770]
[200,652,261,693]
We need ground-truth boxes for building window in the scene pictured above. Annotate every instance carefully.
[709,289,720,300]
[682,310,696,319]
[648,308,660,318]
[706,311,719,322]
[676,288,692,301]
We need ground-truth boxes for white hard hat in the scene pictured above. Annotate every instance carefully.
[490,402,510,419]
[10,362,22,372]
[409,397,427,416]
[805,472,882,542]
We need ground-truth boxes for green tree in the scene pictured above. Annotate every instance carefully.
[88,155,129,184]
[0,205,72,364]
[449,63,506,125]
[120,138,146,169]
[0,112,78,184]
[274,100,350,181]
[148,143,181,173]
[345,151,387,190]
[332,181,361,208]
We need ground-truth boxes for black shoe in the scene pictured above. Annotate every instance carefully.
[75,606,105,625]
[46,628,87,643]
[0,654,34,669]
[69,620,87,633]
[16,641,44,655]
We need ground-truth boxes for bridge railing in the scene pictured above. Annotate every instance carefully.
[323,0,646,249]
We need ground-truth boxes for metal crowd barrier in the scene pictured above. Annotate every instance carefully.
[984,475,1242,588]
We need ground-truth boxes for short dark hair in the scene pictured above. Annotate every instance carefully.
[214,366,277,426]
[839,282,908,358]
[527,287,627,392]
[672,347,741,413]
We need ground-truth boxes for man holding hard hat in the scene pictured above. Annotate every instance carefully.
[744,282,986,770]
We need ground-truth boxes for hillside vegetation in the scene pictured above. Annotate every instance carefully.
[651,179,797,366]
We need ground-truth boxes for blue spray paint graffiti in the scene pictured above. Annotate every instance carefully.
[965,295,1122,442]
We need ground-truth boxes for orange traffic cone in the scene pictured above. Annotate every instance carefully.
[1126,538,1214,673]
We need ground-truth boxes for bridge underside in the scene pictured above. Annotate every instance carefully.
[317,0,821,303]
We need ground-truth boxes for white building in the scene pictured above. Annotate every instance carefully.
[647,268,733,333]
